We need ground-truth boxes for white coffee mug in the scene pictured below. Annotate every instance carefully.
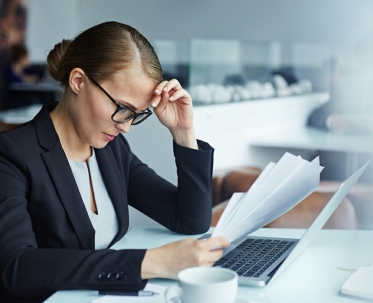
[165,267,238,303]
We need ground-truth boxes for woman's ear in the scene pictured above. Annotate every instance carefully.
[68,68,85,94]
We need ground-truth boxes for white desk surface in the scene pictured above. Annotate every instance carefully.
[0,104,42,124]
[45,226,373,303]
[250,126,373,154]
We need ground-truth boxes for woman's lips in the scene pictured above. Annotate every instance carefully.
[104,133,115,141]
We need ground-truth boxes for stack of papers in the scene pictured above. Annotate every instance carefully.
[212,152,323,243]
[340,266,373,301]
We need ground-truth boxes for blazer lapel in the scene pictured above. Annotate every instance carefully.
[95,146,129,246]
[33,103,95,249]
[42,149,95,249]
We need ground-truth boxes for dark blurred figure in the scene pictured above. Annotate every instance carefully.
[2,44,43,109]
[0,0,28,110]
[4,44,38,84]
[0,0,27,68]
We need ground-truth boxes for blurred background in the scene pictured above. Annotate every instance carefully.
[1,0,372,229]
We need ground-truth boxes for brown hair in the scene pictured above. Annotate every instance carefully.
[47,21,163,87]
[10,44,28,63]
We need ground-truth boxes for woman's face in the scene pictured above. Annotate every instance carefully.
[71,69,157,149]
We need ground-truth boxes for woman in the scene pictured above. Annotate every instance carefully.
[4,44,38,84]
[0,21,229,302]
[2,44,41,109]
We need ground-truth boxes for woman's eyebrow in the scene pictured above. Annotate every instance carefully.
[117,99,139,111]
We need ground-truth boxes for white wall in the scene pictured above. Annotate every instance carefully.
[26,0,79,62]
[75,0,373,45]
[27,0,373,63]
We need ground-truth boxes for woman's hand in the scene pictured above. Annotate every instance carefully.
[151,79,198,149]
[141,236,230,279]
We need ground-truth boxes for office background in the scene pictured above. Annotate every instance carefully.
[4,0,373,229]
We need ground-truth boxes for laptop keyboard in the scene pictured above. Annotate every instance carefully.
[213,238,296,278]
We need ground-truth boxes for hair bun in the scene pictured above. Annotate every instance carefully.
[47,39,72,82]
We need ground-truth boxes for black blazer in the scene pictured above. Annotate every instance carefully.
[0,103,214,302]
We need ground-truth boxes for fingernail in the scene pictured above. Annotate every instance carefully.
[155,89,160,94]
[151,102,156,107]
[163,87,168,92]
[169,96,174,101]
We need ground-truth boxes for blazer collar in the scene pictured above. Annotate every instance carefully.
[33,102,60,151]
[32,103,128,249]
[33,103,95,249]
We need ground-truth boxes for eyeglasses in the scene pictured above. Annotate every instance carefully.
[86,74,152,125]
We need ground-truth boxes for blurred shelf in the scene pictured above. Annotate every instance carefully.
[194,92,330,136]
[193,91,329,108]
[250,125,373,154]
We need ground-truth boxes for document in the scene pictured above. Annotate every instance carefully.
[212,152,323,243]
[92,283,167,303]
[340,266,373,301]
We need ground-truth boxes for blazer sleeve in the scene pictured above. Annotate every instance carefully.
[0,134,147,302]
[125,137,214,235]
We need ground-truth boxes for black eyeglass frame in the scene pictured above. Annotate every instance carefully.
[86,73,152,125]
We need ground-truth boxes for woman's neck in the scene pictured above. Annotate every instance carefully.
[50,93,92,162]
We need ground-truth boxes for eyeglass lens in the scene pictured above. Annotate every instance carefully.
[113,109,150,124]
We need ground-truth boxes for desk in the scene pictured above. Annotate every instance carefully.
[45,226,373,303]
[4,83,61,111]
[0,104,42,131]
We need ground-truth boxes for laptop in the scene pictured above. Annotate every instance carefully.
[201,162,369,287]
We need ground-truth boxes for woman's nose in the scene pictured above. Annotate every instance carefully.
[116,120,132,133]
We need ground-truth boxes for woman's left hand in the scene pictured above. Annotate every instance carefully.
[151,79,194,131]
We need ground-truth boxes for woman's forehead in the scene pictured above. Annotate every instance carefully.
[101,70,156,108]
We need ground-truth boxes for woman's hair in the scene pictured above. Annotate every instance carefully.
[47,21,163,86]
[10,44,28,64]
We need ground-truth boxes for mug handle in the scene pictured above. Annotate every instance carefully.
[164,285,182,303]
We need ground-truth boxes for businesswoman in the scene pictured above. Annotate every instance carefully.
[0,21,229,302]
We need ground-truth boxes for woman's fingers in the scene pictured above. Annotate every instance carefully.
[168,89,190,103]
[154,79,182,95]
[203,236,230,250]
[154,80,169,96]
[152,78,191,108]
[152,80,177,107]
[194,237,230,265]
[163,79,182,93]
[150,94,162,107]
[206,248,225,264]
[152,89,189,108]
[153,91,170,113]
[151,77,195,136]
[141,237,230,279]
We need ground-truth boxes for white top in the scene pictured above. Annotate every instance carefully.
[68,149,118,249]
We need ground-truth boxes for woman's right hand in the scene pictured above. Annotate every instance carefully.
[141,236,230,279]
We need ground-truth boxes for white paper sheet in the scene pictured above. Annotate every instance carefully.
[91,283,167,303]
[212,152,323,243]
